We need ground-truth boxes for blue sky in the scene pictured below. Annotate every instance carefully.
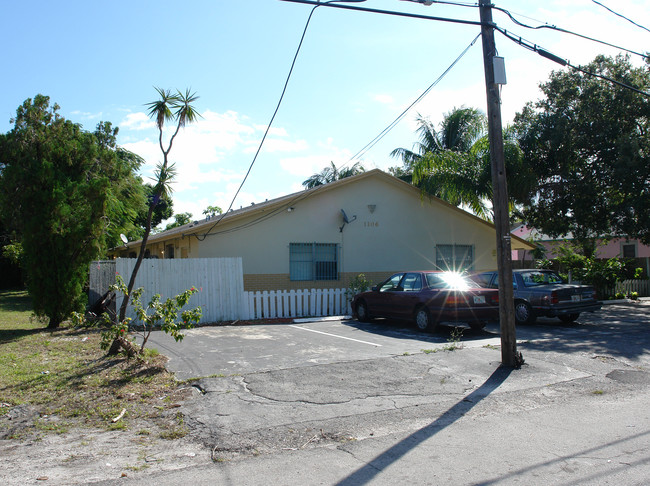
[1,0,648,224]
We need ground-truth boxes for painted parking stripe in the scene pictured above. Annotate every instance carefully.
[289,325,383,347]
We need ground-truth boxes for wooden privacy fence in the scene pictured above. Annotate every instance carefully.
[90,258,245,324]
[90,259,352,323]
[243,288,352,320]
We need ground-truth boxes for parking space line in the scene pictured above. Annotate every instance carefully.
[289,325,383,347]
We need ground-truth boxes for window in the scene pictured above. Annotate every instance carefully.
[435,244,474,272]
[290,243,339,281]
[402,273,422,292]
[622,244,636,258]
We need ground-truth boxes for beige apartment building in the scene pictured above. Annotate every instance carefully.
[110,169,534,291]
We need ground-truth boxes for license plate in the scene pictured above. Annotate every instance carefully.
[473,295,486,304]
[571,295,581,302]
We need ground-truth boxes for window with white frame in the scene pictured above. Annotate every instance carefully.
[435,244,474,272]
[622,243,636,258]
[290,243,339,281]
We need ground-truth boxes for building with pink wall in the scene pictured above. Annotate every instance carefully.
[511,225,650,276]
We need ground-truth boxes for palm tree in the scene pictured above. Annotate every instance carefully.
[302,161,365,189]
[391,107,533,220]
[112,88,200,353]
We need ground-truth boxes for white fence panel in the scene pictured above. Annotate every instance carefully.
[243,288,352,320]
[615,279,650,297]
[112,257,244,324]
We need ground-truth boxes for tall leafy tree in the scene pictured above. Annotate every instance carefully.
[514,55,650,245]
[302,161,365,189]
[0,95,143,328]
[391,107,533,220]
[165,212,193,231]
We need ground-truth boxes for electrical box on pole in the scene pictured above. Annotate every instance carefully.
[478,0,521,368]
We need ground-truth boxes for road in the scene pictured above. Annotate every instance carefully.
[109,302,650,485]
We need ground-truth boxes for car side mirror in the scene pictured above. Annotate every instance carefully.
[371,285,378,292]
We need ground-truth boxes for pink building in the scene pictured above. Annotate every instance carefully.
[511,225,650,276]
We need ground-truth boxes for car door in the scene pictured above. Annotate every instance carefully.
[370,273,405,318]
[392,272,424,319]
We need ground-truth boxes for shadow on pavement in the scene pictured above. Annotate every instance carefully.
[341,318,499,344]
[518,304,650,362]
[336,365,513,486]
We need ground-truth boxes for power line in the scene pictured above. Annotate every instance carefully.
[497,27,650,98]
[492,5,649,60]
[280,0,484,27]
[347,33,481,164]
[190,1,366,241]
[591,0,650,34]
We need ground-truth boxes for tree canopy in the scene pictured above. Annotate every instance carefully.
[391,107,533,220]
[514,55,650,245]
[302,162,365,189]
[0,95,144,327]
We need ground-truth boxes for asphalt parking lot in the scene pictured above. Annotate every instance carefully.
[119,301,650,486]
[149,301,650,379]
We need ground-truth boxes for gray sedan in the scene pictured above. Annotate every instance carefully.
[472,269,602,325]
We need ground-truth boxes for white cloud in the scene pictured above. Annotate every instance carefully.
[120,112,155,131]
[243,137,309,154]
[71,110,102,120]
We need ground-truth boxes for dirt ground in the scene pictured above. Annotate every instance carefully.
[0,401,211,485]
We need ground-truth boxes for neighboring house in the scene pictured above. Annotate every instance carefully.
[110,170,534,292]
[511,225,650,275]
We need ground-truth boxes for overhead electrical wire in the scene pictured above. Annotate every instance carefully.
[189,0,649,240]
[591,0,650,34]
[188,0,368,241]
[496,26,650,97]
[347,33,481,164]
[492,5,649,60]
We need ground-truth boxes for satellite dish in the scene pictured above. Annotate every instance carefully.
[339,209,357,232]
[120,234,128,245]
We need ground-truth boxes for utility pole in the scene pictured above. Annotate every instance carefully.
[478,0,520,367]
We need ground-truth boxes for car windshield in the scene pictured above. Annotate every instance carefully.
[521,271,564,287]
[426,272,471,290]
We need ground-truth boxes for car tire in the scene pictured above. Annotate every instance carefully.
[469,321,487,331]
[414,307,435,332]
[514,300,536,326]
[559,313,580,323]
[356,301,372,322]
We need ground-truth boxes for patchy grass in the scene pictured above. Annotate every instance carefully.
[0,290,189,437]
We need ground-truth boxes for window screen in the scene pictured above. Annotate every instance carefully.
[622,244,636,258]
[435,244,474,272]
[290,243,338,281]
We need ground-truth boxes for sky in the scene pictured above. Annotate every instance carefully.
[1,0,649,226]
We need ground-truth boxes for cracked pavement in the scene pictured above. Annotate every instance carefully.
[107,302,650,485]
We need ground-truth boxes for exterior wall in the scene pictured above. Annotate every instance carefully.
[243,271,397,292]
[195,175,499,290]
[511,225,650,261]
[114,172,519,293]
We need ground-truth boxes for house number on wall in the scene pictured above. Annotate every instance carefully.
[364,221,379,227]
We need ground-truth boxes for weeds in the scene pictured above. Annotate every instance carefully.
[0,290,187,436]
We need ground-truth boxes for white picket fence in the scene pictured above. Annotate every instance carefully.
[90,259,352,324]
[243,288,352,320]
[614,279,650,297]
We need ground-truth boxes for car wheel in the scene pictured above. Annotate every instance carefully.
[414,307,435,332]
[514,301,536,326]
[356,301,372,322]
[559,313,580,323]
[469,321,487,331]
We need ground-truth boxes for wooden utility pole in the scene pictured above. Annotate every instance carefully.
[478,0,520,367]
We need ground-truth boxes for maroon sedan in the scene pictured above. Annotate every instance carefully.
[352,271,500,332]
